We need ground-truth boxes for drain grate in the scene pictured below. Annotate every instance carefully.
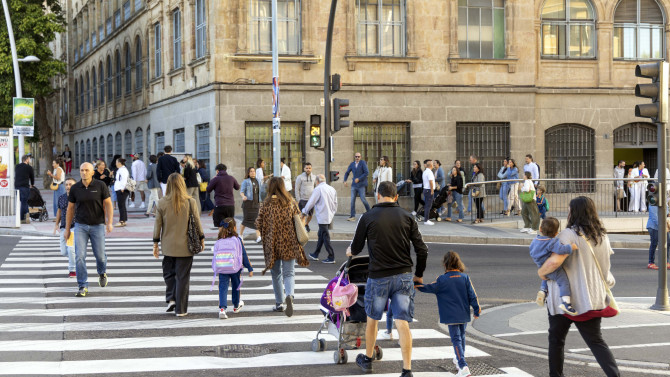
[448,361,505,376]
[202,345,272,358]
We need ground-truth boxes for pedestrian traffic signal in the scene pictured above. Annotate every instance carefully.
[330,171,340,182]
[635,61,668,123]
[333,98,349,132]
[310,114,321,148]
[649,181,659,206]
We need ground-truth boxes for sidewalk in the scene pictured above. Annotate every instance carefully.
[467,297,670,371]
[2,173,653,248]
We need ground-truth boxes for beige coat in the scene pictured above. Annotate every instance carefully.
[153,196,204,257]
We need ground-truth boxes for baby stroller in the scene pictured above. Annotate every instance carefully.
[28,187,48,222]
[417,186,450,222]
[312,256,384,364]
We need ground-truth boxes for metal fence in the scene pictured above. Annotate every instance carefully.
[432,177,660,223]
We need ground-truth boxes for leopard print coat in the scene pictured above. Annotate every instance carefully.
[255,196,309,274]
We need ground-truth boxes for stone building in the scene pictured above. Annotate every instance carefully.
[64,0,668,210]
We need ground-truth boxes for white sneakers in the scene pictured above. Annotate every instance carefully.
[527,230,537,235]
[139,202,146,209]
[520,228,529,233]
[233,301,245,314]
[380,331,393,340]
[425,220,435,226]
[457,366,471,377]
[128,202,135,208]
[219,309,228,319]
[536,290,547,306]
[411,211,417,216]
[255,237,262,243]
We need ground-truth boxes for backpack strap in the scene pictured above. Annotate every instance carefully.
[236,236,245,290]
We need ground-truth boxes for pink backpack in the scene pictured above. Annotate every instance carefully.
[331,272,358,313]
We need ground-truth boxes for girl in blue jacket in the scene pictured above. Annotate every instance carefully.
[417,251,481,377]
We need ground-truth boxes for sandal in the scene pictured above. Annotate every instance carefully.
[456,219,463,223]
[445,218,452,222]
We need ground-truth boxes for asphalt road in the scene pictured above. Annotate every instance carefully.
[0,235,664,377]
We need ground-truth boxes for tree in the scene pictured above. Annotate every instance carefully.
[0,0,66,163]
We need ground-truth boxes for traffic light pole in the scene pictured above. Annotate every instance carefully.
[271,0,281,178]
[652,119,669,310]
[323,0,337,183]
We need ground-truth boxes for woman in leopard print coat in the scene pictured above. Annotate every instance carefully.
[256,177,309,316]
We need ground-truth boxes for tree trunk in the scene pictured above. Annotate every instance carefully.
[36,95,53,165]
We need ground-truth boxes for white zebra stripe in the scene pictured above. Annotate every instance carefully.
[0,283,326,294]
[0,274,326,285]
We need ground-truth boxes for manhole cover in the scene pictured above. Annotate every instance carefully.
[448,361,505,376]
[203,345,272,358]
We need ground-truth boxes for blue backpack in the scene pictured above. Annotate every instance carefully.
[210,236,245,290]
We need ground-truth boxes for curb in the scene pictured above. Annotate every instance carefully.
[464,302,670,371]
[0,228,54,237]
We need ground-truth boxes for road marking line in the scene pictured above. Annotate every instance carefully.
[570,342,670,353]
[494,321,670,337]
[325,367,534,377]
[0,274,326,285]
[0,283,326,294]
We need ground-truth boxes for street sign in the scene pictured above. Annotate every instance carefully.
[12,97,34,136]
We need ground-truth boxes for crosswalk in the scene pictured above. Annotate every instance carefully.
[0,236,535,376]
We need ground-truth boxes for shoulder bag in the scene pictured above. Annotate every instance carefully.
[580,234,619,317]
[520,190,535,203]
[186,199,203,255]
[293,202,309,247]
[50,167,64,191]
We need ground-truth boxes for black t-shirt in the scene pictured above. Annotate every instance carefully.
[68,179,110,225]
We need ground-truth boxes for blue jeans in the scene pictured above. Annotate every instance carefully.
[53,184,65,216]
[313,223,334,259]
[59,228,75,272]
[648,228,670,264]
[423,189,434,220]
[499,183,509,212]
[271,259,295,305]
[364,272,415,321]
[74,223,107,289]
[218,271,242,309]
[18,186,29,220]
[448,324,468,369]
[447,192,464,220]
[350,185,371,218]
[110,187,117,202]
[541,267,571,297]
[386,303,394,332]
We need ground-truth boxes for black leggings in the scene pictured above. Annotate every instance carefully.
[413,188,425,212]
[474,197,484,220]
[116,190,129,222]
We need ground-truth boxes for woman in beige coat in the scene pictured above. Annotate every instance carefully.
[153,173,204,317]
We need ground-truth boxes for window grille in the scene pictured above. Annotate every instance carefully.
[135,128,143,157]
[154,23,162,77]
[115,132,122,156]
[155,132,165,154]
[245,122,305,182]
[125,47,132,93]
[173,128,185,153]
[353,122,410,195]
[613,122,657,147]
[458,0,505,59]
[86,139,92,163]
[614,0,664,60]
[195,0,207,58]
[541,0,596,59]
[545,124,595,193]
[456,122,510,195]
[107,134,113,164]
[356,0,406,56]
[196,124,210,168]
[249,0,301,55]
[173,9,182,69]
[92,138,98,161]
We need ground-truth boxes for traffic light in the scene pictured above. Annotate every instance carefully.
[635,61,668,123]
[649,181,659,206]
[330,171,340,182]
[331,74,341,92]
[333,98,350,132]
[309,114,321,148]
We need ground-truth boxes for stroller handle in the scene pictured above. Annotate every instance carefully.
[343,256,354,273]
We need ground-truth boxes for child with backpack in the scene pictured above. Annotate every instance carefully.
[213,218,253,319]
[416,251,480,377]
[536,185,549,219]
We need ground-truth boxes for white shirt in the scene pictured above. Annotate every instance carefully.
[613,167,625,189]
[302,182,338,225]
[256,167,264,187]
[521,179,536,200]
[131,159,147,182]
[375,167,393,192]
[114,166,129,191]
[422,168,435,190]
[281,164,292,191]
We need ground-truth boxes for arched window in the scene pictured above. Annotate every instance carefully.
[545,124,595,193]
[99,136,105,162]
[92,138,98,160]
[125,44,132,93]
[86,72,90,111]
[115,132,122,156]
[124,129,132,157]
[146,125,151,155]
[458,0,505,59]
[74,79,79,115]
[86,139,92,163]
[79,77,84,113]
[614,0,664,60]
[99,62,105,104]
[135,127,144,158]
[75,141,79,164]
[115,51,122,98]
[107,56,113,99]
[135,37,143,89]
[541,0,596,59]
[107,134,114,163]
[92,67,97,107]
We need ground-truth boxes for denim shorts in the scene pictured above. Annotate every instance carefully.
[364,272,415,322]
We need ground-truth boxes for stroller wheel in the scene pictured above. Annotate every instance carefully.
[333,348,348,364]
[311,338,325,352]
[436,217,442,222]
[319,338,326,351]
[374,345,383,361]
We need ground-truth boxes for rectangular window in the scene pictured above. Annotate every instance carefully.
[92,32,97,48]
[114,10,121,29]
[249,0,301,55]
[86,38,90,53]
[353,123,410,195]
[357,0,406,57]
[173,9,182,69]
[245,122,305,183]
[79,45,84,58]
[457,0,505,59]
[456,122,510,192]
[195,0,207,59]
[155,132,165,154]
[123,1,131,21]
[106,18,112,35]
[196,124,210,168]
[75,49,79,62]
[154,23,162,77]
[173,128,185,153]
[135,0,143,11]
[99,25,104,42]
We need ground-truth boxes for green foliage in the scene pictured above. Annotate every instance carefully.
[0,0,66,127]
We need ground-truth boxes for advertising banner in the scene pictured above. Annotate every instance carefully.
[0,135,10,196]
[12,97,35,136]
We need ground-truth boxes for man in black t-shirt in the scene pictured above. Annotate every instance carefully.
[14,154,34,223]
[64,162,114,297]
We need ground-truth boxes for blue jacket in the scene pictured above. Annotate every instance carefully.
[647,205,670,230]
[344,160,369,189]
[240,178,256,202]
[506,167,519,180]
[435,167,445,188]
[529,236,573,268]
[417,271,481,324]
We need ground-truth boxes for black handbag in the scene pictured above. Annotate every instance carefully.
[186,200,202,255]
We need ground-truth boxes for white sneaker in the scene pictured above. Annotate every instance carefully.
[528,230,537,235]
[255,237,262,243]
[411,211,417,216]
[380,331,393,340]
[452,357,459,367]
[457,366,471,377]
[233,301,244,313]
[139,203,146,209]
[219,309,228,319]
[128,202,136,208]
[424,220,434,226]
[519,228,529,233]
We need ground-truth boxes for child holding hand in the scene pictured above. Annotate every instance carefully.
[416,251,480,377]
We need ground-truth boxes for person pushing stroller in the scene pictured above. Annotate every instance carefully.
[346,181,428,377]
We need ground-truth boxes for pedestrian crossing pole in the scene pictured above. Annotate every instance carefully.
[323,0,337,183]
[271,0,281,178]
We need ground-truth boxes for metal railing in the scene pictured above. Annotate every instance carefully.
[441,177,660,223]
